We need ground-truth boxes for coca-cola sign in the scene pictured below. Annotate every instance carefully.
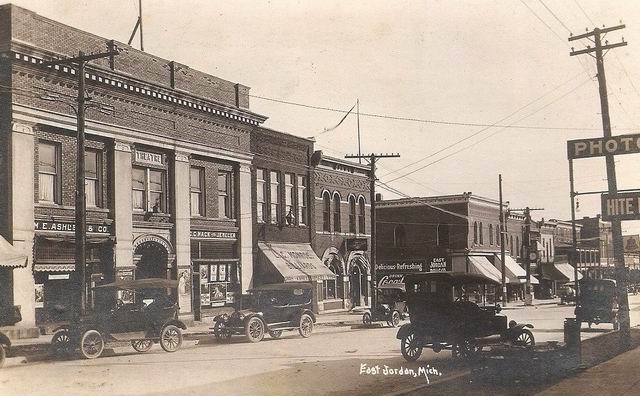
[378,274,404,287]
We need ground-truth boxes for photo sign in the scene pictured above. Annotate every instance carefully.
[567,133,640,159]
[601,192,640,221]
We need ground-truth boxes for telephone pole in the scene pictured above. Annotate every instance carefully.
[499,175,506,305]
[345,153,400,308]
[42,47,120,316]
[510,207,543,305]
[569,24,630,346]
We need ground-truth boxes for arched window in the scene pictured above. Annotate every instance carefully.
[322,191,331,232]
[516,236,520,257]
[489,224,494,245]
[479,222,484,245]
[394,225,406,247]
[323,257,343,300]
[496,225,500,246]
[510,235,514,256]
[348,196,357,234]
[358,197,366,234]
[333,193,341,233]
[473,222,478,244]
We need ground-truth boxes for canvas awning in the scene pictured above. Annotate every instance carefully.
[258,242,336,282]
[493,255,526,284]
[541,263,583,282]
[468,256,502,284]
[0,236,28,268]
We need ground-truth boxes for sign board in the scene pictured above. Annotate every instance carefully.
[135,150,163,166]
[377,273,404,287]
[346,238,368,251]
[601,192,640,221]
[567,133,640,159]
[623,235,640,253]
[35,220,111,234]
[190,230,237,240]
[376,257,451,273]
[210,283,227,307]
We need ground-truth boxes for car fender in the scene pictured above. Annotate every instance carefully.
[507,323,534,338]
[243,312,266,326]
[396,323,414,340]
[163,319,187,330]
[299,309,316,323]
[52,325,70,334]
[0,332,11,348]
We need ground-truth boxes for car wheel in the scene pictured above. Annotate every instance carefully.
[390,311,401,327]
[269,330,283,339]
[51,329,72,356]
[131,340,153,353]
[80,329,104,359]
[0,345,5,368]
[214,321,232,342]
[245,317,265,343]
[401,332,422,362]
[299,314,313,338]
[513,329,535,348]
[362,312,372,326]
[160,325,183,352]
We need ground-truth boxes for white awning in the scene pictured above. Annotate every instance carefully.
[494,255,526,284]
[555,263,583,282]
[468,256,502,283]
[0,236,28,268]
[258,242,336,282]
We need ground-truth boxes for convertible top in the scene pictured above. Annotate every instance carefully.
[94,278,179,290]
[405,272,500,287]
[250,282,312,291]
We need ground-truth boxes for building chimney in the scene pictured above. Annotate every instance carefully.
[375,193,383,202]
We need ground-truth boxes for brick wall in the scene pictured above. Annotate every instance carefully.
[0,54,11,239]
[190,156,236,223]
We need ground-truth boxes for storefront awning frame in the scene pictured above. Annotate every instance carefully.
[0,236,28,268]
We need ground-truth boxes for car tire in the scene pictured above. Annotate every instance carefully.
[269,330,283,339]
[390,311,401,327]
[51,329,72,356]
[131,340,153,353]
[160,325,183,352]
[80,329,104,359]
[401,332,422,362]
[245,317,265,343]
[362,312,372,326]
[214,321,232,342]
[513,329,535,348]
[299,314,313,338]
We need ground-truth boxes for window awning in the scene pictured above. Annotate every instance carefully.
[258,242,335,283]
[541,263,583,282]
[34,263,76,272]
[493,255,539,284]
[0,236,28,268]
[468,256,502,284]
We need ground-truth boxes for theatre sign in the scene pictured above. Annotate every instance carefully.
[567,133,640,159]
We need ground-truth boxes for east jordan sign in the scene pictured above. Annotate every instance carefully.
[601,192,640,221]
[567,133,640,159]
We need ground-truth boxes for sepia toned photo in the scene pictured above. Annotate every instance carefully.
[0,1,639,395]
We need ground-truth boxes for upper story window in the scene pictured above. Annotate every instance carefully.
[479,222,484,244]
[284,173,294,224]
[38,141,60,204]
[297,175,307,226]
[85,150,101,208]
[473,222,478,244]
[510,235,514,256]
[394,225,406,248]
[358,197,366,234]
[332,193,341,233]
[256,169,267,223]
[269,171,281,224]
[132,167,166,212]
[190,167,204,216]
[516,236,520,257]
[489,224,494,245]
[496,225,500,246]
[218,171,233,219]
[348,196,357,234]
[322,191,331,232]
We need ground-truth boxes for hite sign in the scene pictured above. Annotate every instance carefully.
[567,133,640,159]
[601,192,640,221]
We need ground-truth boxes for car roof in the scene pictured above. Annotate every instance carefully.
[94,278,179,290]
[250,282,312,291]
[405,272,500,286]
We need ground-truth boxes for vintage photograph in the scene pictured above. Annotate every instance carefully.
[0,1,639,395]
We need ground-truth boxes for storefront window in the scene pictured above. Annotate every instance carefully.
[131,167,166,212]
[190,167,204,216]
[285,173,294,224]
[256,169,267,223]
[85,150,100,207]
[323,259,343,300]
[38,142,60,204]
[218,171,232,219]
[270,171,280,224]
[348,196,356,234]
[297,175,307,226]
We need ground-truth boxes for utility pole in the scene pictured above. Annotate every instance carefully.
[510,207,544,305]
[128,0,145,51]
[42,47,120,317]
[569,24,630,347]
[499,175,506,306]
[345,153,400,309]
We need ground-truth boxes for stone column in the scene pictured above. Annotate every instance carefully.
[113,141,133,275]
[238,163,253,294]
[11,122,36,327]
[173,152,192,314]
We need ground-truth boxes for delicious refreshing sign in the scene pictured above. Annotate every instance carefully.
[376,257,451,273]
[601,192,640,221]
[567,133,640,159]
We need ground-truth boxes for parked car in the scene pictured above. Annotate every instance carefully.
[575,278,619,329]
[0,305,22,368]
[558,284,576,305]
[362,283,407,327]
[397,272,535,362]
[213,283,315,343]
[51,278,187,359]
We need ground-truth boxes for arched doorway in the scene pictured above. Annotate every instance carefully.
[134,241,169,280]
[349,256,369,307]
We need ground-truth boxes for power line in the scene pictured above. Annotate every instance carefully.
[538,0,572,33]
[573,0,595,27]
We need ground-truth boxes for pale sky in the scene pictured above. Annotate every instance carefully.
[8,0,640,233]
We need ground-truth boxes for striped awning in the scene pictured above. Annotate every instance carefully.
[34,263,75,272]
[0,236,28,268]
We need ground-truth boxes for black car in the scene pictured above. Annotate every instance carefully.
[0,305,22,368]
[51,278,187,359]
[213,283,315,343]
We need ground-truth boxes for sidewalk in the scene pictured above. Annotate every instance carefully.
[500,297,562,310]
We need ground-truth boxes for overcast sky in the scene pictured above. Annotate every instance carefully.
[9,0,640,233]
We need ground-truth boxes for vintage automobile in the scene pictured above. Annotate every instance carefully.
[212,283,315,343]
[558,284,576,305]
[362,283,407,327]
[575,278,619,329]
[0,305,22,368]
[396,272,535,362]
[51,278,187,359]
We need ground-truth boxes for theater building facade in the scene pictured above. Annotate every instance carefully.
[0,5,264,327]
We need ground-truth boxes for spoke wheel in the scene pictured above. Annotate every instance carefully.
[214,321,232,342]
[160,325,183,352]
[362,312,372,326]
[80,329,104,359]
[401,332,422,362]
[269,330,283,339]
[51,330,72,356]
[513,329,535,348]
[131,339,153,353]
[390,311,401,327]
[299,314,313,338]
[245,317,265,343]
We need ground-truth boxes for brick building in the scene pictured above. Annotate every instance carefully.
[0,5,265,327]
[311,152,371,311]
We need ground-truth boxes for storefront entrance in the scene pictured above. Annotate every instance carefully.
[349,261,368,307]
[135,241,169,279]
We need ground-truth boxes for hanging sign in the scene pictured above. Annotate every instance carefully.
[601,192,640,221]
[567,133,640,159]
